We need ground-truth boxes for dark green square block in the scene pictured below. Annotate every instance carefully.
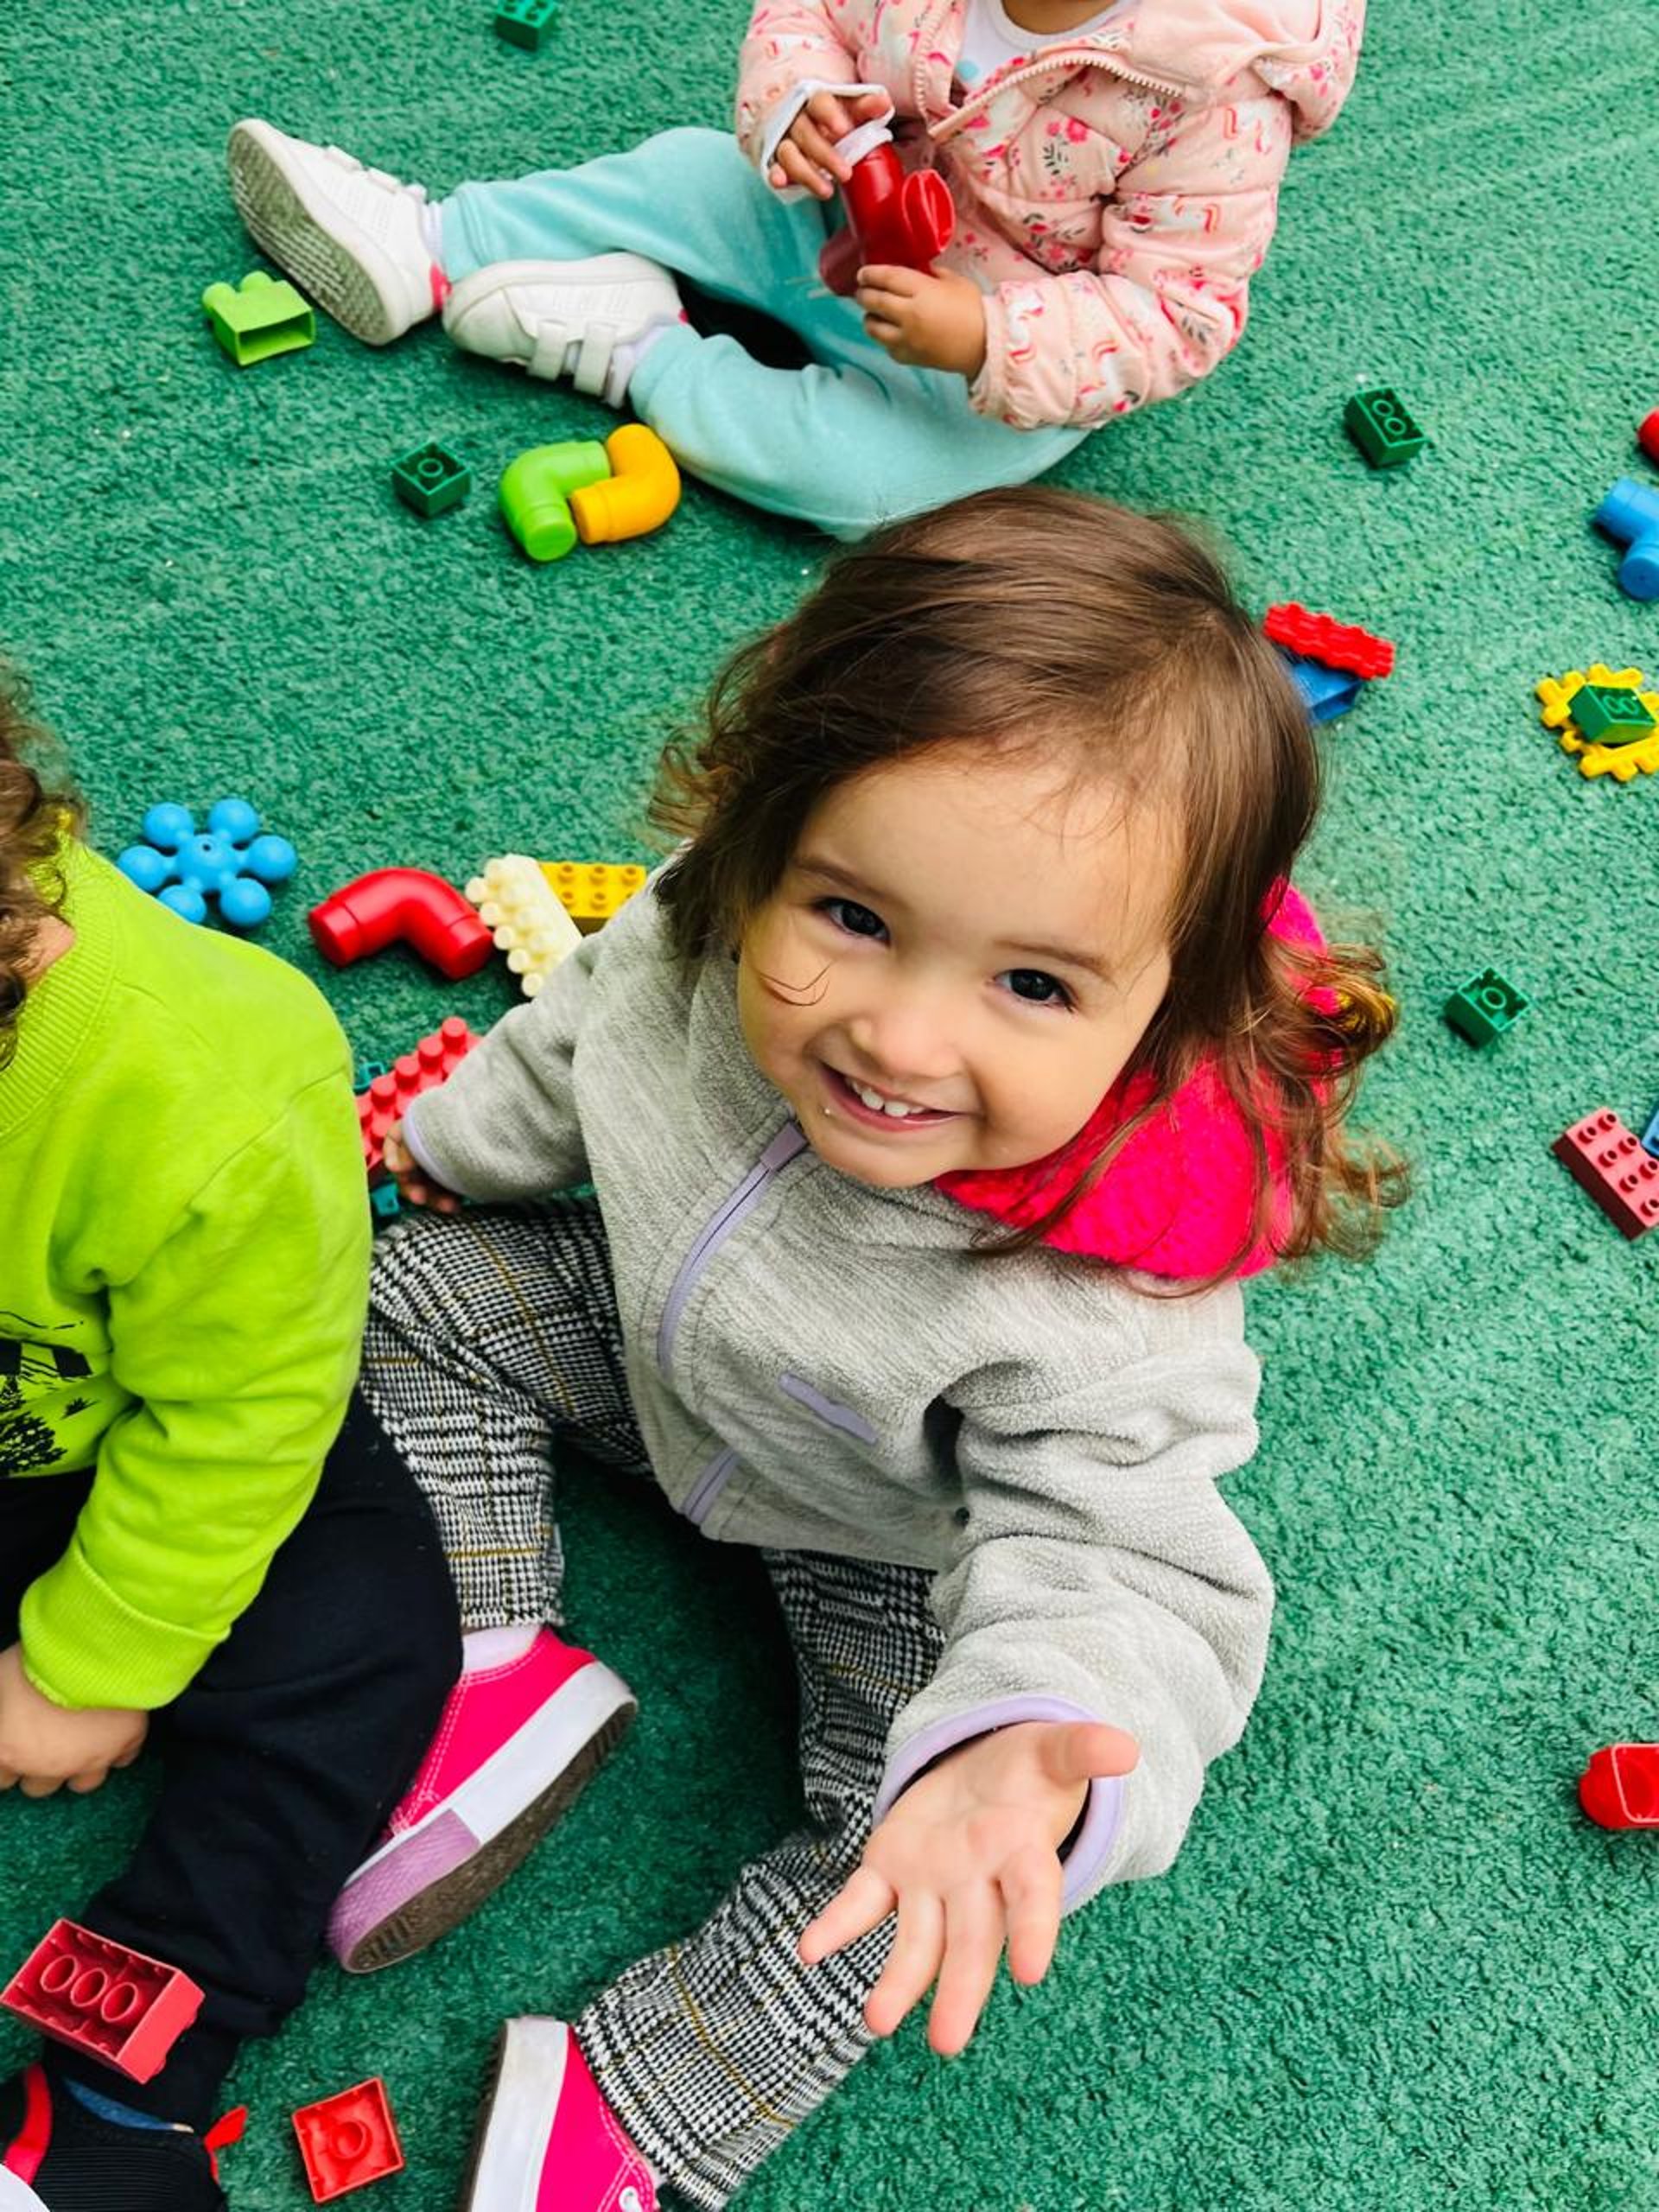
[1445,969,1529,1047]
[1344,385,1427,468]
[1573,684,1656,747]
[494,0,557,48]
[391,442,473,518]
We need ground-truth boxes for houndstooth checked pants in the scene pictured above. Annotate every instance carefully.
[359,1197,945,2209]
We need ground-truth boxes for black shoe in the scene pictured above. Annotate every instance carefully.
[0,2067,228,2209]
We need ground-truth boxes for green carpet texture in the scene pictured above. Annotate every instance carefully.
[3,1,1658,2204]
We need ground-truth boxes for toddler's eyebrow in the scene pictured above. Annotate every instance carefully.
[797,854,1117,985]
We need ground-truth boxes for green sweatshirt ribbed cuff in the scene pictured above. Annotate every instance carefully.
[20,1541,218,1711]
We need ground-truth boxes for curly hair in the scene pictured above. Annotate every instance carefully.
[649,486,1406,1281]
[0,664,85,1070]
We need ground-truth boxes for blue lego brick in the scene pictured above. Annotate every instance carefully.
[1279,649,1363,724]
[1643,1100,1659,1159]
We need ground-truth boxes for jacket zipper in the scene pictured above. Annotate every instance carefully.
[906,0,1189,145]
[655,1122,808,1377]
[682,1446,739,1527]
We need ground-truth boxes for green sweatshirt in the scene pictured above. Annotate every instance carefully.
[0,842,371,1711]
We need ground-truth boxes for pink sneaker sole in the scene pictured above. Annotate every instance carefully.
[329,1660,636,1974]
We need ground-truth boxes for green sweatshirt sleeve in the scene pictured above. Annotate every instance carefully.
[19,1072,372,1711]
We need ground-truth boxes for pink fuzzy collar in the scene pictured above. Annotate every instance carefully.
[935,884,1325,1281]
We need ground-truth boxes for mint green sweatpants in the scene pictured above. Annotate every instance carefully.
[439,126,1089,539]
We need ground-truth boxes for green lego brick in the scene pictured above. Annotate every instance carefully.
[493,0,557,48]
[1572,683,1656,747]
[1344,385,1427,469]
[391,442,474,518]
[202,270,315,366]
[353,1059,389,1092]
[1444,969,1529,1048]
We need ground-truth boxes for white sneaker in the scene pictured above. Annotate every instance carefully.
[442,253,684,407]
[227,118,443,345]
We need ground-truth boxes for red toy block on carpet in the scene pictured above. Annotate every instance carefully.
[1263,602,1395,680]
[1,1920,203,2083]
[358,1016,479,1180]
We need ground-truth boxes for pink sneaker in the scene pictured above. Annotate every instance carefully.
[462,2020,655,2212]
[329,1629,636,1973]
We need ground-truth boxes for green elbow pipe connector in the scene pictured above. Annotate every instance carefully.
[499,440,613,562]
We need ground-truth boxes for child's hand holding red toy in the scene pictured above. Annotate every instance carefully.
[769,89,892,197]
[855,264,987,377]
[382,1122,463,1215]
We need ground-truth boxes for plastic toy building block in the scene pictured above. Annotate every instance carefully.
[1571,683,1656,747]
[292,2078,405,2202]
[1594,479,1659,601]
[1262,604,1395,680]
[1643,1099,1659,1158]
[1552,1109,1659,1240]
[3,1921,203,2084]
[1641,410,1659,467]
[391,441,472,518]
[369,1181,404,1227]
[309,868,494,979]
[1277,648,1362,724]
[540,859,648,931]
[1443,969,1529,1047]
[116,798,297,930]
[570,425,682,545]
[467,855,583,997]
[493,0,557,48]
[1343,385,1426,468]
[499,440,611,562]
[358,1017,479,1179]
[819,135,956,297]
[202,271,315,366]
[1580,1744,1659,1829]
[1535,664,1659,781]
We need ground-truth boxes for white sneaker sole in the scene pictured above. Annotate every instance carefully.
[227,119,428,345]
[462,2018,569,2212]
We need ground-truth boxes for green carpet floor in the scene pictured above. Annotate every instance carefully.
[3,1,1658,2204]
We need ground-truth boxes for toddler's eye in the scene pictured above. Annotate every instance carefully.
[819,897,887,941]
[1000,967,1071,1008]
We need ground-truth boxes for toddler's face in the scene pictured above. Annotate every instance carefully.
[736,745,1176,1189]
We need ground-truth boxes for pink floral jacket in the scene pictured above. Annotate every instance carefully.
[736,0,1364,429]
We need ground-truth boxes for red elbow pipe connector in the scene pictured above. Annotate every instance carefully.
[308,868,494,981]
[1640,410,1659,467]
[819,143,956,298]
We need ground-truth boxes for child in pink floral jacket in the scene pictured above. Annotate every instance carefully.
[227,0,1362,537]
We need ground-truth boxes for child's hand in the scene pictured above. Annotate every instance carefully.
[0,1644,148,1798]
[854,265,988,378]
[382,1122,462,1214]
[799,1719,1139,2055]
[770,89,892,198]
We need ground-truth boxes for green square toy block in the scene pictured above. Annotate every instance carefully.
[493,0,557,48]
[1344,385,1427,469]
[1444,969,1529,1047]
[202,271,315,366]
[1573,683,1656,747]
[391,442,474,518]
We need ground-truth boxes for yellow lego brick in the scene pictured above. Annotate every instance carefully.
[539,859,649,932]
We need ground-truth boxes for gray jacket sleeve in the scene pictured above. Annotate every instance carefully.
[874,1294,1272,1909]
[401,925,606,1200]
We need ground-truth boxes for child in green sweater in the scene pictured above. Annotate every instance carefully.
[0,673,460,2212]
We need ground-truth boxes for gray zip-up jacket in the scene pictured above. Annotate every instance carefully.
[404,874,1274,1906]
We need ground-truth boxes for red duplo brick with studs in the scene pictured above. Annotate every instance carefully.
[1551,1109,1659,1239]
[358,1017,478,1180]
[1,1920,204,2083]
[291,2077,405,2202]
[1262,603,1396,680]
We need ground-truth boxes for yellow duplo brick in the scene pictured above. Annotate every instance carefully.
[539,859,649,932]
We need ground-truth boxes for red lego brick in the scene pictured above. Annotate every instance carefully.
[1262,602,1395,680]
[292,2078,405,2202]
[1,1921,203,2084]
[357,1016,479,1180]
[1551,1109,1659,1239]
[1580,1744,1659,1829]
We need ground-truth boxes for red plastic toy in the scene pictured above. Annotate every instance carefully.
[358,1016,479,1179]
[1580,1744,1659,1829]
[309,868,494,981]
[818,141,955,298]
[1262,603,1395,681]
[1,1921,203,2085]
[291,2078,405,2202]
[1552,1109,1659,1240]
[1639,410,1659,467]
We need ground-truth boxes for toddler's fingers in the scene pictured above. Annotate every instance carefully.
[803,90,859,147]
[857,264,925,296]
[863,1891,944,2037]
[790,115,851,184]
[19,1775,62,1800]
[0,1766,16,1791]
[67,1765,110,1796]
[775,140,836,200]
[861,317,905,349]
[927,1886,1004,2056]
[1000,1847,1064,1986]
[800,1864,893,1963]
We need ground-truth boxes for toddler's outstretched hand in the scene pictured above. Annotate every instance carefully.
[382,1121,462,1215]
[770,90,892,198]
[855,265,988,378]
[799,1718,1138,2055]
[0,1644,148,1798]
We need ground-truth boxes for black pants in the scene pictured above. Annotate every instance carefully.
[0,1389,461,2126]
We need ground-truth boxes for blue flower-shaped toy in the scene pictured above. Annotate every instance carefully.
[116,798,298,930]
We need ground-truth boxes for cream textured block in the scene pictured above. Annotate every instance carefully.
[466,855,584,996]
